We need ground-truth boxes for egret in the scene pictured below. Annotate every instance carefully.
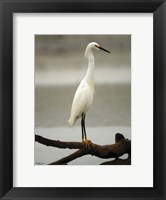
[68,42,110,146]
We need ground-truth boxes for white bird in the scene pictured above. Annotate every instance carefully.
[68,42,110,146]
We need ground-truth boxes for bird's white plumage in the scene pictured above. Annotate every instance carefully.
[68,42,109,127]
[68,78,94,125]
[68,42,98,126]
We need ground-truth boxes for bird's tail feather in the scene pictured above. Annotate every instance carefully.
[68,117,75,126]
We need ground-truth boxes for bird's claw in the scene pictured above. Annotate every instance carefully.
[82,139,92,149]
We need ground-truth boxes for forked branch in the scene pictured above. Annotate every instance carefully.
[35,133,131,165]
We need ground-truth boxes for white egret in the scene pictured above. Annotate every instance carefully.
[68,42,110,146]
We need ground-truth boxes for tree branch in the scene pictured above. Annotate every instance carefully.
[49,150,88,165]
[35,133,131,165]
[100,156,131,165]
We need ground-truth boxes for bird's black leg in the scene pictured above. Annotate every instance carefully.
[82,113,91,148]
[83,113,87,140]
[81,113,84,141]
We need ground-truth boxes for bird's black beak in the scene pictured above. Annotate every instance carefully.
[97,46,110,53]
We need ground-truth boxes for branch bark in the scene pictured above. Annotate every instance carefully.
[49,150,88,165]
[35,133,131,165]
[100,156,131,165]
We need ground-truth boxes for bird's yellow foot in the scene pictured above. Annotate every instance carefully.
[82,138,92,149]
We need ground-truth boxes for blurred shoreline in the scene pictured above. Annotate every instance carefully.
[35,66,130,86]
[35,84,131,127]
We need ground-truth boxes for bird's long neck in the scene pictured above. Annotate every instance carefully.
[85,53,95,88]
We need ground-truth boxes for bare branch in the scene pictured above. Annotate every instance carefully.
[49,150,88,165]
[100,156,131,165]
[35,133,131,165]
[35,135,85,149]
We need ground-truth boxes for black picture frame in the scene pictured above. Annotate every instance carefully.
[0,0,166,199]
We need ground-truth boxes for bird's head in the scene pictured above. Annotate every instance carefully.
[84,42,110,58]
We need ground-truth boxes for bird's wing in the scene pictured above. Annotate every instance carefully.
[70,80,94,122]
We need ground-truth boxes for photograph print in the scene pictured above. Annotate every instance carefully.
[35,35,131,165]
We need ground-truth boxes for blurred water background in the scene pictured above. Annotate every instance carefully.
[35,35,131,165]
